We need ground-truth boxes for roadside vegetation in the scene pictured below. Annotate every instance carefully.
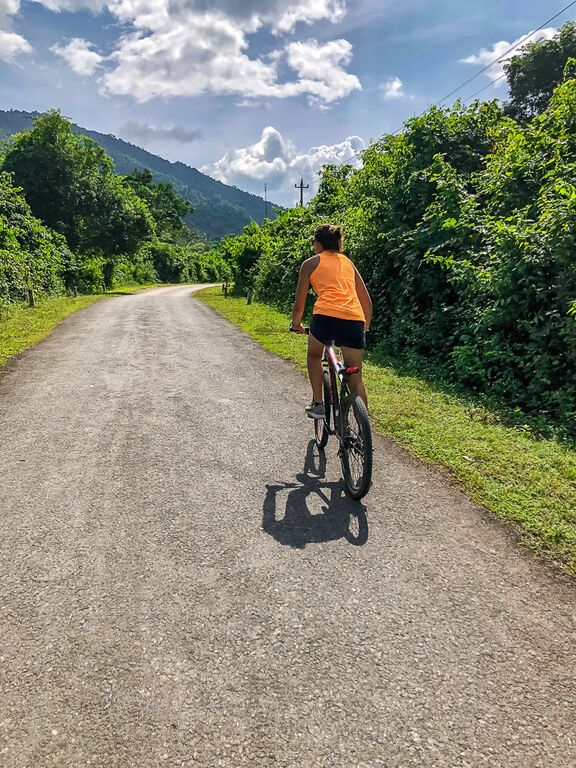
[199,287,576,575]
[0,110,231,314]
[211,26,576,441]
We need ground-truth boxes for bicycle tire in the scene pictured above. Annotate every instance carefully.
[314,372,332,449]
[340,394,373,500]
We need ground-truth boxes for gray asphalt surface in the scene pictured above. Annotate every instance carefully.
[0,285,575,768]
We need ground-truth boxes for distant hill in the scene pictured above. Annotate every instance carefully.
[0,110,276,239]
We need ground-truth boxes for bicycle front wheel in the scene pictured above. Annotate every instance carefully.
[340,394,373,500]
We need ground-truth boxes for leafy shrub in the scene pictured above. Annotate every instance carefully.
[0,172,69,304]
[212,81,576,434]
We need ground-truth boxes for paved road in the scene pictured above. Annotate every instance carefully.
[0,285,575,768]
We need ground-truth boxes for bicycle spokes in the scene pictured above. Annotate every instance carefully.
[343,405,366,487]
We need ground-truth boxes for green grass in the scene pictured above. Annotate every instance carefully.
[0,284,160,367]
[198,287,576,575]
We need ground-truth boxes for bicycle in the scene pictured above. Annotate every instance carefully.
[293,328,373,500]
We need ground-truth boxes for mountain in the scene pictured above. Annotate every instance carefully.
[0,110,276,239]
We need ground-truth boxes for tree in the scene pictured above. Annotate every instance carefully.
[505,22,576,122]
[0,172,72,304]
[122,168,193,242]
[312,164,354,218]
[2,111,154,285]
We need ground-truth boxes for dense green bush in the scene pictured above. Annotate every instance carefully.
[136,240,231,284]
[3,111,154,283]
[0,173,71,306]
[0,111,230,304]
[214,79,576,433]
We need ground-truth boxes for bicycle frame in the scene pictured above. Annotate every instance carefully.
[323,345,359,444]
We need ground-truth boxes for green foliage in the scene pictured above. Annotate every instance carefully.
[136,240,231,284]
[0,110,230,300]
[0,172,71,307]
[2,110,154,286]
[212,82,576,435]
[505,22,576,121]
[122,168,193,241]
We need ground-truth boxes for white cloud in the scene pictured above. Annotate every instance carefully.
[0,0,20,17]
[121,120,204,143]
[461,27,558,84]
[273,0,346,33]
[100,8,360,104]
[9,0,358,105]
[201,126,364,195]
[33,0,106,10]
[51,37,104,75]
[285,38,361,103]
[31,0,357,105]
[381,76,406,100]
[101,13,283,101]
[105,0,346,34]
[0,28,30,60]
[0,0,31,60]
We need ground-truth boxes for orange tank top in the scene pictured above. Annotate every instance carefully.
[310,251,365,322]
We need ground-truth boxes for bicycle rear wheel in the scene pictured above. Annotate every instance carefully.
[314,372,332,449]
[340,394,373,500]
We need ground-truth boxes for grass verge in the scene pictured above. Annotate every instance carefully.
[0,285,159,367]
[198,287,576,575]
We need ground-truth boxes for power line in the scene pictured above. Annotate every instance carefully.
[464,72,508,102]
[299,0,576,187]
[437,0,576,106]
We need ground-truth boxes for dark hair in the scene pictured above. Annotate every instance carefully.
[314,224,343,252]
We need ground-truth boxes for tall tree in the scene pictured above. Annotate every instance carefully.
[122,168,193,242]
[505,22,576,122]
[2,111,153,284]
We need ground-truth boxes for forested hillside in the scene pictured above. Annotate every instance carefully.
[0,110,274,239]
[213,25,576,436]
[0,111,231,303]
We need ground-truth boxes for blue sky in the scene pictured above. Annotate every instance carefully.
[1,0,574,205]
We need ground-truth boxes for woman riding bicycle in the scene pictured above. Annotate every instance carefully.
[290,224,372,419]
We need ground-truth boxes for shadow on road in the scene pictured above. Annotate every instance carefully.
[262,440,368,549]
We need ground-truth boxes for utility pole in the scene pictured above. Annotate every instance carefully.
[264,183,268,219]
[295,177,309,207]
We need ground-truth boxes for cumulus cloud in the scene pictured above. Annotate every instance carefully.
[51,37,104,75]
[121,120,204,143]
[0,28,30,59]
[33,0,106,10]
[34,0,358,105]
[286,38,361,103]
[0,0,20,17]
[201,126,364,194]
[106,0,346,34]
[380,76,406,100]
[272,0,346,33]
[461,27,558,84]
[102,13,282,101]
[100,8,360,104]
[0,0,31,60]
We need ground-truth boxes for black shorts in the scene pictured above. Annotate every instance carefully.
[310,314,366,350]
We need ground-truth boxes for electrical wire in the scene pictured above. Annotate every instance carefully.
[437,0,576,106]
[297,0,576,189]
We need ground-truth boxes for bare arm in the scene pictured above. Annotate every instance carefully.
[354,267,373,331]
[291,257,318,331]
